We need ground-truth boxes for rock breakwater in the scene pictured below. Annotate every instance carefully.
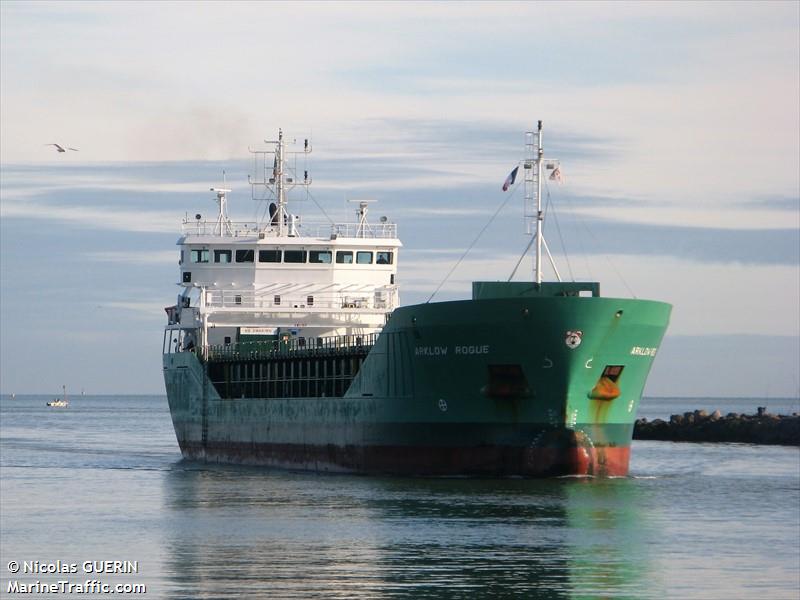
[634,407,799,446]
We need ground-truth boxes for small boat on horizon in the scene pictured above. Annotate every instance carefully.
[47,385,69,408]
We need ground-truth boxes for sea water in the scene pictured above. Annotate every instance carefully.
[1,395,798,599]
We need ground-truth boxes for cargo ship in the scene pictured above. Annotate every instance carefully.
[163,123,671,477]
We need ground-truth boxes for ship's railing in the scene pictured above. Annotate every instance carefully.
[181,220,398,240]
[327,222,397,239]
[205,286,397,311]
[205,332,379,362]
[182,220,261,237]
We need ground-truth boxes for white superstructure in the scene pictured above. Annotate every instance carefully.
[165,131,401,355]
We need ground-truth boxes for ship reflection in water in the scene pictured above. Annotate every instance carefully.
[162,467,658,599]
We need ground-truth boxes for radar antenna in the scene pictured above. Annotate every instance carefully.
[210,171,232,236]
[349,199,377,238]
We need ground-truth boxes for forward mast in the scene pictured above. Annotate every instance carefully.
[523,120,562,284]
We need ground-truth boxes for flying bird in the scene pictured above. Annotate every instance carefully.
[46,143,79,153]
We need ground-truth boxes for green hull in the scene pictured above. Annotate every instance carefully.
[164,288,671,477]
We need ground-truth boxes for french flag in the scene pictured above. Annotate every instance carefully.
[502,166,519,191]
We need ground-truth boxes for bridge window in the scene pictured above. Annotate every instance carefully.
[307,296,314,306]
[259,249,282,263]
[356,251,373,264]
[376,251,393,265]
[309,250,332,264]
[235,249,254,263]
[284,250,307,263]
[274,295,281,305]
[191,249,209,263]
[336,251,353,264]
[214,249,232,263]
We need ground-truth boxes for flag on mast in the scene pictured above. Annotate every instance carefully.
[549,166,564,184]
[502,166,519,191]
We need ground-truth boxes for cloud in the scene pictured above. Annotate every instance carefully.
[647,334,800,398]
[743,196,800,211]
[493,216,800,268]
[3,159,797,269]
[3,2,797,214]
[102,301,169,319]
[83,250,177,265]
[0,197,177,234]
[398,207,489,217]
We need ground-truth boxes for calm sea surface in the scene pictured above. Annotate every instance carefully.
[1,395,798,599]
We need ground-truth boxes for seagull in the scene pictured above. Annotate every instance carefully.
[46,143,79,152]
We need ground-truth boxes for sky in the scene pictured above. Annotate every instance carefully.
[1,1,798,398]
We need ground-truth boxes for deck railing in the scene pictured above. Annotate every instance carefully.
[205,332,380,362]
[182,220,398,240]
[204,287,397,311]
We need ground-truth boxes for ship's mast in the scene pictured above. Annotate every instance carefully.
[524,121,562,284]
[534,122,544,283]
[274,130,287,236]
[249,129,312,236]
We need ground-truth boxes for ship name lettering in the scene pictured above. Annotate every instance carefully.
[415,346,448,357]
[454,345,490,355]
[630,346,658,357]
